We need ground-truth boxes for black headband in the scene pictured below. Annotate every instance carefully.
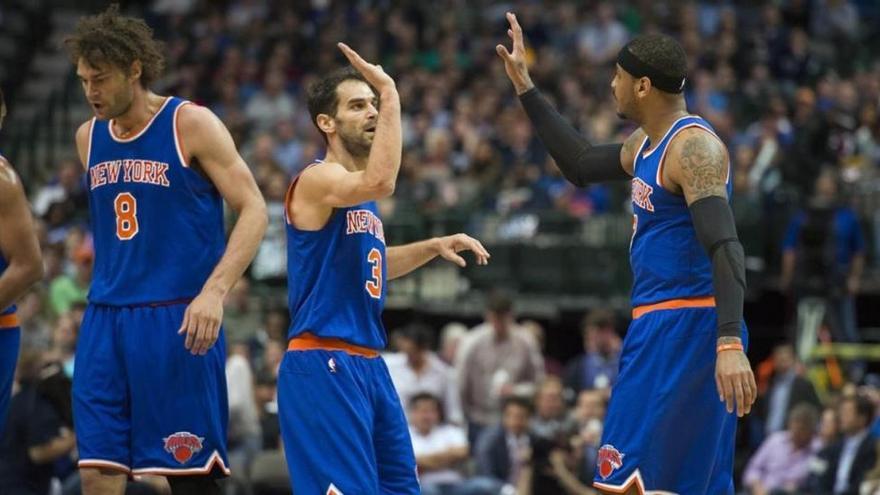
[616,44,686,94]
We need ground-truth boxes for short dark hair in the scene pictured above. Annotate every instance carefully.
[842,395,875,426]
[64,4,165,88]
[401,323,434,351]
[788,402,819,428]
[486,290,514,316]
[307,67,371,142]
[409,392,441,411]
[583,309,615,334]
[502,396,533,415]
[625,34,687,86]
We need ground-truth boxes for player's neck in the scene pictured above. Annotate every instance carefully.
[325,144,368,172]
[640,105,689,147]
[112,90,166,137]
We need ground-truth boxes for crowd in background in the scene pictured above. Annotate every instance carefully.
[2,0,880,493]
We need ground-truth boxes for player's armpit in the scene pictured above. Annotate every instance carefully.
[664,127,729,203]
[297,161,395,209]
[619,128,646,176]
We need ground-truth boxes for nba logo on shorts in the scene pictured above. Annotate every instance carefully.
[597,444,625,480]
[163,432,205,464]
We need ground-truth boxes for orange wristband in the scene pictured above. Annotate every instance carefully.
[717,343,744,353]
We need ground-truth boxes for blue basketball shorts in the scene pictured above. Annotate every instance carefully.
[593,303,748,495]
[278,344,419,494]
[0,321,20,436]
[72,303,229,476]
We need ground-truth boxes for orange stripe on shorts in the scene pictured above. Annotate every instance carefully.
[0,313,19,329]
[631,296,715,319]
[287,332,379,358]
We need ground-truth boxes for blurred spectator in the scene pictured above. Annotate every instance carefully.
[742,403,820,495]
[781,170,866,375]
[407,393,469,495]
[576,2,628,65]
[457,292,544,445]
[819,405,840,448]
[46,313,78,381]
[563,309,621,398]
[522,320,563,377]
[387,324,463,425]
[223,277,262,346]
[755,343,820,438]
[438,322,468,366]
[31,159,87,226]
[244,71,295,131]
[226,341,261,494]
[808,395,877,495]
[48,244,91,317]
[472,397,535,494]
[0,349,75,495]
[530,377,574,442]
[782,87,832,198]
[250,171,288,284]
[570,390,608,484]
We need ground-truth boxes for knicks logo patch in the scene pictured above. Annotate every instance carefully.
[597,444,625,480]
[163,432,205,464]
[326,483,344,495]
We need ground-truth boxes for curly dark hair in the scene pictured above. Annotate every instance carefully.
[63,4,165,88]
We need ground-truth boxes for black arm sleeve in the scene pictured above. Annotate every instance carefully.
[689,196,746,339]
[518,88,630,186]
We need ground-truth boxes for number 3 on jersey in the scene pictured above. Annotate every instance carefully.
[365,248,382,299]
[114,192,139,240]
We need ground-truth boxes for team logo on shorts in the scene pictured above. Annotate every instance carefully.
[163,432,205,464]
[326,483,343,495]
[597,444,625,480]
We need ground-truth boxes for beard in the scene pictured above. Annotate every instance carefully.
[338,127,373,158]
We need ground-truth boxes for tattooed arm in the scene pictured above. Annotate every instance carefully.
[665,128,756,418]
[663,128,729,202]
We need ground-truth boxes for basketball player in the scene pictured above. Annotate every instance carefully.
[498,13,756,495]
[279,44,490,493]
[65,6,267,495]
[0,87,44,434]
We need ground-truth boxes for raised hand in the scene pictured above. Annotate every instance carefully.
[337,42,395,91]
[495,12,534,95]
[435,234,491,267]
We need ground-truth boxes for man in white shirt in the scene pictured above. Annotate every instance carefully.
[387,325,463,424]
[407,393,468,495]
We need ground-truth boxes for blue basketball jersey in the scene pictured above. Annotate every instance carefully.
[86,97,226,306]
[629,115,730,306]
[285,163,387,349]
